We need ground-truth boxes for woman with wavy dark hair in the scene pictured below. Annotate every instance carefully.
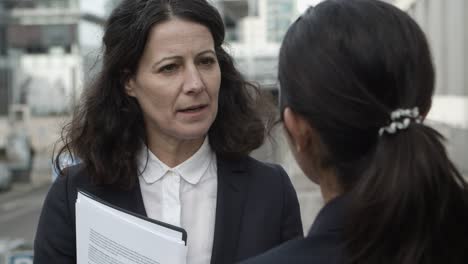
[242,0,468,263]
[34,0,303,263]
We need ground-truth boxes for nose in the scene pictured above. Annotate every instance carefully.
[183,65,204,94]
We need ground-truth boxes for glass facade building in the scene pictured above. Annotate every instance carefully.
[266,0,295,42]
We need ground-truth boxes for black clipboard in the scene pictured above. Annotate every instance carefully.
[77,189,188,245]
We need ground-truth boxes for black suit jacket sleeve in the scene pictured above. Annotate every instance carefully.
[34,172,76,263]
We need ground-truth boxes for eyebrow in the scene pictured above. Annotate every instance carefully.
[151,50,216,70]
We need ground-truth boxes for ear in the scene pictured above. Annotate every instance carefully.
[283,107,312,153]
[124,74,137,97]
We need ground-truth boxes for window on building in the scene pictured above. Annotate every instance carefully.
[0,68,11,115]
[36,0,71,8]
[4,0,35,9]
[8,24,77,54]
[266,0,294,43]
[0,26,7,55]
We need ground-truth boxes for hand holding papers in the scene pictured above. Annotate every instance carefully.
[76,191,188,264]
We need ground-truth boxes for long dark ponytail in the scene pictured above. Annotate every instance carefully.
[278,0,468,263]
[348,125,468,263]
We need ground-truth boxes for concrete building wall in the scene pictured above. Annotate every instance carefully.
[265,0,297,42]
[408,0,466,96]
[19,52,82,114]
[465,1,468,95]
[401,0,468,175]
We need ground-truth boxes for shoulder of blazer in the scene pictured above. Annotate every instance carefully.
[62,163,92,186]
[56,163,146,220]
[216,155,289,191]
[242,155,289,187]
[211,155,294,264]
[59,164,96,205]
[52,164,96,226]
[218,155,285,177]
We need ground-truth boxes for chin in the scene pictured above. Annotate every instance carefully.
[176,127,211,141]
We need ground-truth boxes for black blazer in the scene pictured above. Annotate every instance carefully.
[239,195,346,264]
[34,155,303,264]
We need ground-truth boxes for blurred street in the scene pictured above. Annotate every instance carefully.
[0,184,48,241]
[0,150,51,241]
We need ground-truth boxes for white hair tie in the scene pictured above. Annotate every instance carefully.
[379,107,422,136]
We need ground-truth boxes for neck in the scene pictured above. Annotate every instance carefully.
[147,135,205,168]
[318,167,343,204]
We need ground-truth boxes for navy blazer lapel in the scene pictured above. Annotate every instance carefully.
[211,156,249,264]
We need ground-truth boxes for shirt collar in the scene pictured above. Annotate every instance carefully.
[139,137,214,185]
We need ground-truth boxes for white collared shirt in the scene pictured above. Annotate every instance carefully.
[138,138,217,264]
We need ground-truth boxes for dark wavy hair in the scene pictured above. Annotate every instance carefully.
[55,0,270,189]
[279,0,468,263]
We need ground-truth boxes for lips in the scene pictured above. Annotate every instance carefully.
[178,104,208,113]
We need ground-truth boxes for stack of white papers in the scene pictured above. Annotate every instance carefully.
[76,191,187,264]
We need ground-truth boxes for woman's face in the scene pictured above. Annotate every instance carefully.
[126,18,221,143]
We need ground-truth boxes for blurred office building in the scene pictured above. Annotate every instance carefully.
[0,0,108,117]
[215,0,299,89]
[0,0,81,116]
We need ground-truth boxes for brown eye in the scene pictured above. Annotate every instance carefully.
[159,64,179,73]
[199,57,216,66]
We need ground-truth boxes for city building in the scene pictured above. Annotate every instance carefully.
[0,0,81,115]
[215,0,299,89]
[266,0,297,42]
[0,0,109,116]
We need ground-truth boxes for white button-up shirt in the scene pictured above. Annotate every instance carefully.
[138,138,218,264]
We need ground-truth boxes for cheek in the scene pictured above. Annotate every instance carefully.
[207,71,221,100]
[138,78,174,104]
[135,87,175,118]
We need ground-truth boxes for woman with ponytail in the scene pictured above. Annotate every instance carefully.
[242,0,468,263]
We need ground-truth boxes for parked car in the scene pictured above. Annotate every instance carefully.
[0,239,33,264]
[51,154,80,182]
[6,131,34,183]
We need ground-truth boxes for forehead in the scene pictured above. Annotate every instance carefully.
[145,18,215,55]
